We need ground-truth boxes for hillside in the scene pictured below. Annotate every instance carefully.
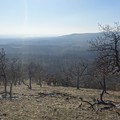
[0,85,119,120]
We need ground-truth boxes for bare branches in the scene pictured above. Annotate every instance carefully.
[80,88,120,116]
[87,23,120,116]
[71,59,88,89]
[90,23,120,73]
[0,48,8,98]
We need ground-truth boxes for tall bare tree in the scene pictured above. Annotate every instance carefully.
[27,62,37,89]
[90,23,120,93]
[0,48,8,98]
[9,58,18,98]
[60,60,74,87]
[90,23,120,73]
[94,56,110,93]
[35,63,45,87]
[72,59,88,89]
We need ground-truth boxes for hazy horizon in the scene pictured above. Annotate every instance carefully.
[0,32,103,39]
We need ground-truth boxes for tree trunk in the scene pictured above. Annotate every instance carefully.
[10,80,13,99]
[29,76,32,89]
[18,79,21,85]
[4,74,7,98]
[77,75,80,89]
[66,76,69,87]
[103,75,107,93]
[39,76,42,87]
[14,80,18,86]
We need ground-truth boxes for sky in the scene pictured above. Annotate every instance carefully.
[0,0,120,37]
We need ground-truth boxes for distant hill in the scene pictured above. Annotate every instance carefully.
[0,33,101,58]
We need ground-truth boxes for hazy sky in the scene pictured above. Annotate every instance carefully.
[0,0,120,36]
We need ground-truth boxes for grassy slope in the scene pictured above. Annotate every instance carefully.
[0,85,120,120]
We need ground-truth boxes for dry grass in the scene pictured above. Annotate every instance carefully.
[0,85,120,120]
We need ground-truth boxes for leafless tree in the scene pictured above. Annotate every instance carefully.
[83,23,120,115]
[60,58,88,89]
[14,60,23,86]
[72,59,88,89]
[60,60,74,87]
[90,23,120,73]
[94,56,110,93]
[9,58,18,98]
[0,48,8,98]
[27,62,37,89]
[90,23,120,92]
[35,63,45,87]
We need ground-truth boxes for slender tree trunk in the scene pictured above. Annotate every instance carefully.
[103,75,107,93]
[10,73,16,99]
[14,80,18,86]
[77,75,80,89]
[29,76,32,89]
[1,67,8,98]
[4,74,7,98]
[66,76,69,87]
[10,80,13,99]
[39,76,42,87]
[18,79,21,85]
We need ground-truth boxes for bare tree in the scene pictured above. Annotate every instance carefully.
[35,63,45,87]
[90,23,120,92]
[90,23,120,73]
[27,62,37,89]
[94,55,110,93]
[9,58,18,98]
[14,60,23,86]
[60,58,88,88]
[83,23,120,115]
[0,48,8,98]
[60,60,74,87]
[72,59,88,89]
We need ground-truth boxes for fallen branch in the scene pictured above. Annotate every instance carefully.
[79,88,120,116]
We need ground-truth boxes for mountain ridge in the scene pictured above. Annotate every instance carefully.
[0,33,100,58]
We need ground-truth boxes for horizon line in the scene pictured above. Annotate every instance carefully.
[0,32,101,38]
